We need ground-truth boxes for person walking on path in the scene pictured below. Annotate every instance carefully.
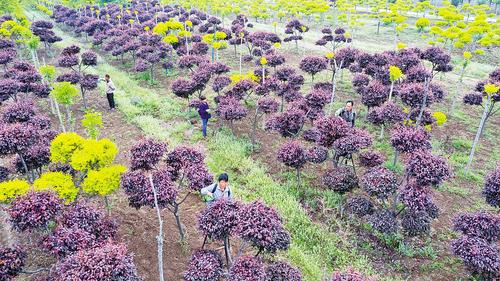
[335,100,356,127]
[197,96,211,138]
[200,173,232,206]
[104,74,116,110]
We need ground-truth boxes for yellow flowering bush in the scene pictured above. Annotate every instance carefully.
[432,112,447,126]
[484,83,500,95]
[82,165,127,196]
[416,17,431,32]
[215,31,227,40]
[0,179,30,203]
[70,138,118,171]
[389,66,403,82]
[34,172,78,203]
[50,133,86,164]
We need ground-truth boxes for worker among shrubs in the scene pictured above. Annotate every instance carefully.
[336,100,356,127]
[197,96,211,138]
[201,173,232,205]
[103,74,116,110]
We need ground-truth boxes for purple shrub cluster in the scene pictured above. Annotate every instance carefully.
[183,250,224,281]
[32,20,62,48]
[358,150,385,168]
[299,56,328,81]
[347,196,374,217]
[313,116,350,148]
[228,256,266,281]
[390,125,431,153]
[0,99,55,179]
[130,138,167,171]
[265,261,302,281]
[0,38,17,70]
[41,200,118,258]
[0,166,8,182]
[50,242,141,281]
[483,167,499,207]
[368,209,398,234]
[0,246,26,281]
[361,167,397,200]
[197,199,242,241]
[451,236,499,280]
[322,167,358,194]
[216,96,248,125]
[399,182,438,218]
[121,170,178,209]
[330,268,374,281]
[333,128,372,157]
[2,61,49,100]
[306,146,329,164]
[453,212,499,243]
[277,140,307,170]
[258,97,280,114]
[8,191,63,233]
[235,201,290,254]
[265,107,306,138]
[405,150,451,187]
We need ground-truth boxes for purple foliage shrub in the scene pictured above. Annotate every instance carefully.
[361,166,398,200]
[0,246,26,281]
[265,261,302,281]
[228,256,266,281]
[321,167,358,194]
[197,199,242,241]
[50,242,141,280]
[8,191,63,232]
[183,250,224,281]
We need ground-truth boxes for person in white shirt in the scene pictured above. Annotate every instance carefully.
[104,74,116,110]
[200,173,232,206]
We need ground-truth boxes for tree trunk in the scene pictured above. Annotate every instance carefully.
[223,237,232,267]
[388,81,395,102]
[379,124,385,139]
[416,79,430,127]
[239,52,242,74]
[392,150,399,168]
[172,203,185,242]
[465,95,491,173]
[329,67,339,113]
[65,105,72,131]
[54,101,66,132]
[251,107,260,149]
[148,174,165,281]
[296,168,301,187]
[80,85,87,109]
[104,196,110,215]
[18,153,31,183]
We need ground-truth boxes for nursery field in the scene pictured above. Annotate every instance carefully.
[0,0,499,281]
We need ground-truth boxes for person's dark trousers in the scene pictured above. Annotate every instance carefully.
[106,92,115,109]
[202,118,209,137]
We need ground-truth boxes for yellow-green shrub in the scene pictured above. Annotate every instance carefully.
[70,138,118,171]
[82,165,127,196]
[0,179,30,203]
[34,172,78,203]
[50,133,85,164]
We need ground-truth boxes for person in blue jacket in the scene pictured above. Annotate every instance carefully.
[197,96,211,138]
